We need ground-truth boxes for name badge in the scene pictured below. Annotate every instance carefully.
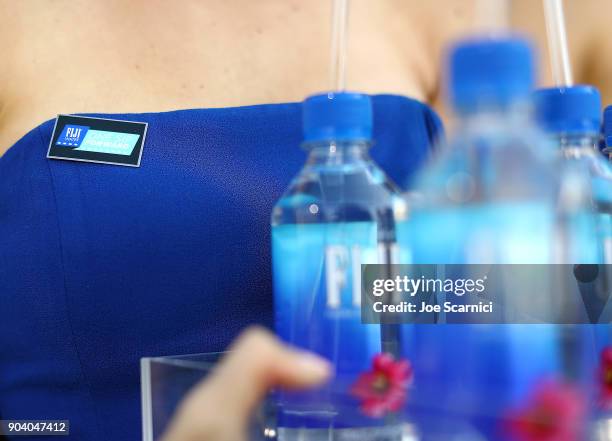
[47,115,148,167]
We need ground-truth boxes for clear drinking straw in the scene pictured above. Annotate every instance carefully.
[329,0,349,91]
[543,0,573,87]
[330,0,404,357]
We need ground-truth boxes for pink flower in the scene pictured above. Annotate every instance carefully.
[505,381,586,441]
[350,353,413,418]
[600,346,612,409]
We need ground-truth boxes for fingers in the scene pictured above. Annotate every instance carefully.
[161,327,331,441]
[206,327,332,417]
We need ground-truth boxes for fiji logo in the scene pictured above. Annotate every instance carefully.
[55,124,89,148]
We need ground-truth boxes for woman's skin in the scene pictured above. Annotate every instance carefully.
[3,0,612,155]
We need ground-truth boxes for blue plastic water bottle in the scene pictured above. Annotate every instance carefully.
[272,92,405,433]
[397,37,570,437]
[535,87,612,328]
[534,86,606,263]
[534,87,612,425]
[602,107,612,273]
[595,105,612,344]
[604,107,612,162]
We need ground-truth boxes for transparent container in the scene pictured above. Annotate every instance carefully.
[396,38,596,440]
[271,139,405,369]
[271,92,407,436]
[140,353,276,441]
[556,133,612,438]
[534,85,612,435]
[555,133,612,339]
[141,351,609,440]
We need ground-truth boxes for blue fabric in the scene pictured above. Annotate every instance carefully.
[0,95,442,441]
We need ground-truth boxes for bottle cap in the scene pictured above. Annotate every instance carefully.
[303,92,372,142]
[533,85,601,134]
[449,36,535,112]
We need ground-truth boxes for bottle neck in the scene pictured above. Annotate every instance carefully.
[302,139,372,165]
[553,132,600,158]
[454,99,532,130]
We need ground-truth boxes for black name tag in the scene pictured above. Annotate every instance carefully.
[47,115,148,167]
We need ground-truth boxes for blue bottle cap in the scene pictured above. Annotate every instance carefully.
[303,92,373,142]
[449,36,535,112]
[533,85,601,134]
[604,106,612,148]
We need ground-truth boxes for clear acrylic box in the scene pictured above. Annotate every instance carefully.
[139,351,493,441]
[140,352,282,441]
[141,348,611,441]
[141,353,224,441]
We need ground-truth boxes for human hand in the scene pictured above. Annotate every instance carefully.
[161,327,332,441]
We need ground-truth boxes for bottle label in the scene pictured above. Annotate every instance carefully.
[325,244,363,309]
[272,223,380,369]
[47,115,147,167]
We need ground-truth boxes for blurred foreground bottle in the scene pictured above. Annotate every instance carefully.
[271,92,405,438]
[398,37,589,438]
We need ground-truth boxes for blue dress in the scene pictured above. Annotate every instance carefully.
[0,95,442,440]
